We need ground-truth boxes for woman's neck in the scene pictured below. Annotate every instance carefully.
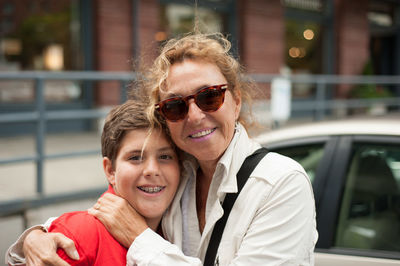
[197,160,217,183]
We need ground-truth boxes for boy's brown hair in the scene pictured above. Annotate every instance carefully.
[101,99,172,168]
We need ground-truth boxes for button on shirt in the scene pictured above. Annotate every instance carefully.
[127,123,318,266]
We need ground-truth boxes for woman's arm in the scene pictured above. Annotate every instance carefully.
[87,193,149,247]
[130,173,316,266]
[6,218,79,266]
[88,193,202,266]
[90,175,317,266]
[127,228,202,266]
[23,230,78,266]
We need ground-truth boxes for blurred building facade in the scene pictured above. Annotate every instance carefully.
[0,0,399,131]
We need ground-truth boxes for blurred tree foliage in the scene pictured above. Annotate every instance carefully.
[350,60,393,99]
[15,9,70,69]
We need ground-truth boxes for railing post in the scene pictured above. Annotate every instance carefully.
[22,210,28,229]
[315,82,326,121]
[35,78,46,195]
[120,80,129,103]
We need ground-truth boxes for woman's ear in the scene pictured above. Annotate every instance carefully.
[103,157,115,185]
[234,90,242,120]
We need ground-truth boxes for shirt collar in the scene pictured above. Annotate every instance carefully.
[102,184,116,196]
[215,123,249,195]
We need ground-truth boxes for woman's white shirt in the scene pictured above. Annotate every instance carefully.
[127,124,318,266]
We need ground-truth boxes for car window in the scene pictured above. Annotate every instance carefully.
[273,144,325,183]
[335,143,400,253]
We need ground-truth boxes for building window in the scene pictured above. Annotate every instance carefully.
[0,0,84,103]
[285,19,321,74]
[0,0,82,71]
[368,0,396,76]
[157,1,232,43]
[283,0,323,99]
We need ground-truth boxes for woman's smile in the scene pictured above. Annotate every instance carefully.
[188,128,216,139]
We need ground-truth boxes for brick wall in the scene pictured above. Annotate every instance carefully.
[240,0,284,99]
[95,0,133,105]
[94,0,159,105]
[335,0,369,97]
[240,0,284,74]
[137,0,160,67]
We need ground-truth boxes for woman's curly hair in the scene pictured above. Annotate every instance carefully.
[140,32,259,132]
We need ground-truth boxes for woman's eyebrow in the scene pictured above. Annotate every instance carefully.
[165,85,211,98]
[164,92,181,98]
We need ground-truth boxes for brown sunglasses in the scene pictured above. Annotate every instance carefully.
[155,84,228,122]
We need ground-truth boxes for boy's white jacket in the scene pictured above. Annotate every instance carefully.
[127,123,318,266]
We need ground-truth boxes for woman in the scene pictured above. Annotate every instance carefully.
[7,32,317,265]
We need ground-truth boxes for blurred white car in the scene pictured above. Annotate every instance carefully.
[254,118,400,266]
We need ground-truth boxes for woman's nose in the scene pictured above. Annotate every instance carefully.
[187,99,205,124]
[143,157,160,177]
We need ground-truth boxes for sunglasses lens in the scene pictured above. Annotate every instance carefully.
[161,99,188,121]
[196,88,225,112]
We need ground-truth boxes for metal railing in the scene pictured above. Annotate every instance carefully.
[251,73,400,121]
[0,71,134,221]
[1,71,400,221]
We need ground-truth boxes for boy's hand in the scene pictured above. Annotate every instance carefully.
[24,229,78,266]
[88,193,149,248]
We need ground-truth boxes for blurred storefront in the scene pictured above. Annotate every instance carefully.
[0,0,399,133]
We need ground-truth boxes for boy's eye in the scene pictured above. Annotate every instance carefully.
[159,154,173,160]
[129,155,142,161]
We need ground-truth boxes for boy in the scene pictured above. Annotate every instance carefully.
[43,100,180,265]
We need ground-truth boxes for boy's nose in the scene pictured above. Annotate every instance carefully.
[143,157,160,177]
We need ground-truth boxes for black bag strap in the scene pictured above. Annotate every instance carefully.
[203,147,269,266]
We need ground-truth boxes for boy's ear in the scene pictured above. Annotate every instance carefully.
[103,157,115,185]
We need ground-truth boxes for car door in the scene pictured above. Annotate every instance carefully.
[315,135,400,265]
[266,135,400,265]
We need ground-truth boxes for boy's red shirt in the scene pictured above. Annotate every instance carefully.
[48,185,127,265]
